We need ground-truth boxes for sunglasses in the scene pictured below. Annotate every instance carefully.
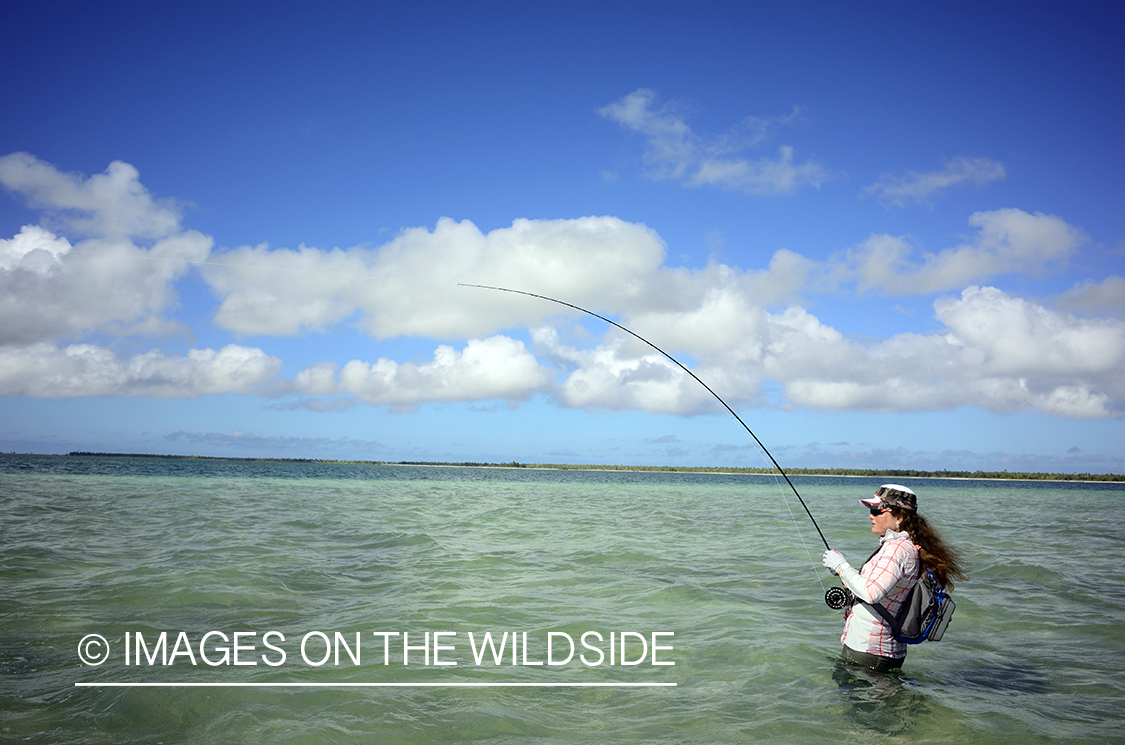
[869,505,892,516]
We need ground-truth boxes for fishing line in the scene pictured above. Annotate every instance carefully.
[460,283,838,602]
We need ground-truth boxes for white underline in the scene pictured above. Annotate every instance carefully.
[76,681,677,688]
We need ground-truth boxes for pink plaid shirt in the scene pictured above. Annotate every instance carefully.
[841,530,919,658]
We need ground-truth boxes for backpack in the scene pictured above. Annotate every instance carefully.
[863,568,955,644]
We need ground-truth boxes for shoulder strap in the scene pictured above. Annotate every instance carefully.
[862,598,904,635]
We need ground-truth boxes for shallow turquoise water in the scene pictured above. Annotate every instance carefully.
[2,455,1124,743]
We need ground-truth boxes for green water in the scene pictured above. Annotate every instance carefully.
[2,455,1124,743]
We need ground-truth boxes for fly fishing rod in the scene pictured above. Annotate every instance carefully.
[460,283,837,556]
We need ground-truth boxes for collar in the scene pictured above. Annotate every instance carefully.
[880,528,910,543]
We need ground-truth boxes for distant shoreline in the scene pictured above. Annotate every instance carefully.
[7,451,1118,482]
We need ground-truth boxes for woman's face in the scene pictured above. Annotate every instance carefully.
[869,506,901,535]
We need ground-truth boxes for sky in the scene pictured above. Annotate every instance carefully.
[1,1,1123,473]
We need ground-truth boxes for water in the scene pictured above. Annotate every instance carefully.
[3,454,1124,744]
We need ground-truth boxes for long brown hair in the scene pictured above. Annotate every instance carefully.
[894,509,968,591]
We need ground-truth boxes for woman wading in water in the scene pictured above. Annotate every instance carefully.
[822,484,966,671]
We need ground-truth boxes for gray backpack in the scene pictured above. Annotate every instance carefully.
[864,568,955,643]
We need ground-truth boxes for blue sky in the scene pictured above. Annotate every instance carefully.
[1,2,1123,472]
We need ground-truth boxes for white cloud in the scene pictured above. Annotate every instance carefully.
[0,228,211,345]
[781,287,1124,418]
[936,286,1125,378]
[534,326,714,415]
[526,284,1123,420]
[846,208,1086,295]
[531,298,856,416]
[203,216,668,338]
[0,343,282,397]
[0,154,211,345]
[862,156,1006,207]
[0,152,183,239]
[599,89,827,195]
[295,335,554,411]
[0,224,72,272]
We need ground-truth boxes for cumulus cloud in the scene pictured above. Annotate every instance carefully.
[862,156,1006,207]
[290,335,553,411]
[534,325,716,414]
[845,209,1086,295]
[0,229,211,345]
[0,224,72,272]
[0,153,211,345]
[518,258,827,416]
[294,335,554,411]
[782,287,1124,418]
[336,336,551,409]
[0,152,183,239]
[599,89,828,195]
[534,299,854,415]
[0,343,282,397]
[936,286,1124,379]
[202,216,668,338]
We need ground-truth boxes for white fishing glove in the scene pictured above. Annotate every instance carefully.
[822,550,872,602]
[822,549,849,575]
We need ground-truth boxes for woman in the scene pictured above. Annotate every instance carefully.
[822,484,966,671]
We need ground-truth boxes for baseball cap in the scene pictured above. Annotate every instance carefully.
[859,484,917,512]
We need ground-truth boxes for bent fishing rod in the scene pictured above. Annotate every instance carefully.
[460,283,834,553]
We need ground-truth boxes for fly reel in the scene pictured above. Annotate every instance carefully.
[825,586,852,610]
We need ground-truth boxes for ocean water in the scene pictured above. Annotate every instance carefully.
[2,454,1124,744]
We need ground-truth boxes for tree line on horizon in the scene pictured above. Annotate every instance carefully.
[57,451,1125,482]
